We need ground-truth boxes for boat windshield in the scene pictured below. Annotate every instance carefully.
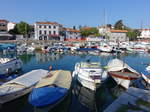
[80,62,101,69]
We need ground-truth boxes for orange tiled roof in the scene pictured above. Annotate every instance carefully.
[0,20,8,23]
[66,28,80,32]
[81,27,92,30]
[140,29,150,31]
[110,30,128,33]
[36,22,60,25]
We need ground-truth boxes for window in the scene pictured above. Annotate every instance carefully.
[54,31,56,35]
[39,30,42,35]
[49,26,51,29]
[49,31,51,34]
[44,36,47,40]
[53,26,56,29]
[39,36,42,40]
[44,30,47,34]
[44,25,47,28]
[39,25,42,28]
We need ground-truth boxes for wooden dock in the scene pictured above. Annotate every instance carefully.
[104,87,150,112]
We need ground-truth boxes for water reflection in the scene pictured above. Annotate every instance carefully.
[73,81,96,111]
[19,53,35,64]
[35,53,62,63]
[72,78,118,112]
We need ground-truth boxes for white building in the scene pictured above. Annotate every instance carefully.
[139,29,150,39]
[98,26,110,34]
[64,28,81,41]
[34,22,62,40]
[7,22,16,31]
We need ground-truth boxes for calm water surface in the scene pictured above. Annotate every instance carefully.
[0,51,150,112]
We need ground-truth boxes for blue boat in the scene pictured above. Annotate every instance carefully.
[76,47,98,52]
[0,43,16,51]
[28,70,72,107]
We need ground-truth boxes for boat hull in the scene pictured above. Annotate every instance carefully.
[77,76,101,91]
[108,72,140,89]
[0,86,34,104]
[111,76,130,89]
[29,87,68,107]
[0,59,22,75]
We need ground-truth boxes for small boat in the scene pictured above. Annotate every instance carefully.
[72,62,108,91]
[76,47,98,52]
[28,70,72,107]
[141,65,150,89]
[26,46,35,53]
[98,43,112,53]
[107,59,141,89]
[0,44,16,52]
[0,69,49,104]
[0,58,22,76]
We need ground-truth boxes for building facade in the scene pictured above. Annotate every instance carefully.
[34,22,62,40]
[7,22,16,31]
[108,30,128,42]
[98,26,111,34]
[0,20,8,32]
[64,28,80,41]
[138,29,150,39]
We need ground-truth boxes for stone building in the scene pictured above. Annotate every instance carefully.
[108,30,128,42]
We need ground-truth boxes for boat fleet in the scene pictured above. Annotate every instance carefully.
[0,42,150,110]
[1,41,150,54]
[0,57,150,108]
[39,41,150,54]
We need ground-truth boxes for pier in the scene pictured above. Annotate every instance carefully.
[104,87,150,112]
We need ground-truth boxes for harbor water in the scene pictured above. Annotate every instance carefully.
[0,51,150,112]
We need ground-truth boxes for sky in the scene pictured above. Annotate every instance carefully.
[0,0,150,28]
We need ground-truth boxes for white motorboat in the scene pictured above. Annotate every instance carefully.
[72,62,108,91]
[107,59,141,89]
[98,43,112,53]
[0,58,23,75]
[0,69,49,104]
[26,46,35,53]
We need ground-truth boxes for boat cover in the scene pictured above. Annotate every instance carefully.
[0,69,49,96]
[107,58,138,74]
[28,86,67,107]
[5,69,49,87]
[35,70,72,89]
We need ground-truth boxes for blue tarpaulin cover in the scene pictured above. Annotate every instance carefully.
[28,86,68,107]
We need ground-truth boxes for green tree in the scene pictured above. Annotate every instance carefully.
[8,27,18,34]
[80,27,99,37]
[9,21,31,36]
[114,20,125,30]
[126,30,140,41]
